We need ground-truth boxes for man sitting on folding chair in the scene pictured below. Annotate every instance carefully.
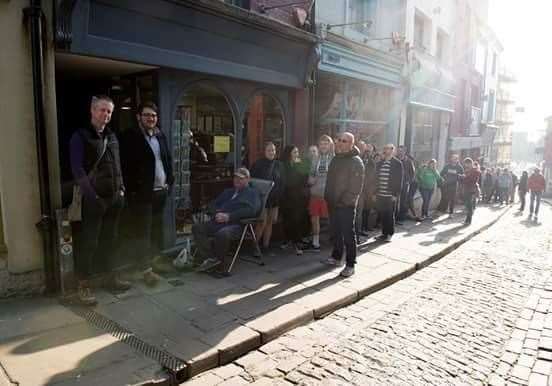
[194,167,261,274]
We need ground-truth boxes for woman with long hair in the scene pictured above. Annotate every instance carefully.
[250,142,283,251]
[280,145,310,255]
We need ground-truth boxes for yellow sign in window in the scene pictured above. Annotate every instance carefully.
[214,136,230,153]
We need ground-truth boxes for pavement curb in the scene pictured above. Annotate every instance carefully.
[180,206,511,382]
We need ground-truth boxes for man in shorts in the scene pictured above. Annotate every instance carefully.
[305,135,334,252]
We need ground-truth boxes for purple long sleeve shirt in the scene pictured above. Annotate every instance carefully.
[70,132,98,201]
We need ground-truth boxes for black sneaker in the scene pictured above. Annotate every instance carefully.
[303,243,321,253]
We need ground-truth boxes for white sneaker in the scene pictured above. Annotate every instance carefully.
[196,258,221,272]
[321,257,344,267]
[340,266,355,277]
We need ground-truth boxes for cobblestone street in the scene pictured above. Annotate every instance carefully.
[186,204,552,386]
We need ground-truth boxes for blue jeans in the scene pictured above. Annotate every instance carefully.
[329,206,357,267]
[420,188,433,217]
[530,191,542,215]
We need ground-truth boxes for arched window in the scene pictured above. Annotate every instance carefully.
[173,83,235,240]
[242,93,285,167]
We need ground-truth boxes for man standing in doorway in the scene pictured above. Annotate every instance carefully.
[322,132,364,277]
[70,95,129,305]
[528,168,546,221]
[374,144,403,242]
[439,154,464,216]
[119,102,174,287]
[396,145,415,224]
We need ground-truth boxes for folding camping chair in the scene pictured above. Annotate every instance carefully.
[226,178,274,273]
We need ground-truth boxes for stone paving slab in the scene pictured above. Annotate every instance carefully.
[0,321,163,386]
[0,204,509,385]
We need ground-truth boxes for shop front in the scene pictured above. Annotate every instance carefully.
[407,86,455,167]
[54,0,317,250]
[314,42,403,147]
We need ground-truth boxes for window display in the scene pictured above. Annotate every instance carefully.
[173,83,235,241]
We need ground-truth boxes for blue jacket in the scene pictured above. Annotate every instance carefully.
[211,185,261,224]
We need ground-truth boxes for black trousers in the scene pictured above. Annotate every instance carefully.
[329,206,357,267]
[397,183,410,220]
[127,189,168,270]
[281,205,307,243]
[76,194,123,280]
[376,196,396,236]
[519,190,527,211]
[192,221,242,271]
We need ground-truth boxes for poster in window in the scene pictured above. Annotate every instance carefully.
[214,136,231,153]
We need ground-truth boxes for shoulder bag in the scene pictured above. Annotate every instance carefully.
[67,137,108,222]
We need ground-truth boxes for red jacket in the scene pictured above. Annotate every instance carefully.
[462,168,481,193]
[528,174,546,192]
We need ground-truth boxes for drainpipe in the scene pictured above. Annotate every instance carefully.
[24,0,57,293]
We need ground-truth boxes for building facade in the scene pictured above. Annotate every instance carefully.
[403,0,457,167]
[313,0,404,148]
[1,0,319,295]
[543,117,552,195]
[492,69,517,167]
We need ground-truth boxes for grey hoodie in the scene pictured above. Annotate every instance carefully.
[309,152,334,198]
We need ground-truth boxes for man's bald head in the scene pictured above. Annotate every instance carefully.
[336,132,355,153]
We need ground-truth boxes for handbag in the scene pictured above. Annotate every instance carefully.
[67,137,108,222]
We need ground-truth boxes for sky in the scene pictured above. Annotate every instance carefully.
[489,0,551,140]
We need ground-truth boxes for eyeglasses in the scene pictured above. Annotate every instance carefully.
[141,113,158,118]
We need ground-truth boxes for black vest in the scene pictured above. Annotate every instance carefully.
[78,125,124,199]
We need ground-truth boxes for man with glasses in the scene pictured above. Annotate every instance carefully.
[120,102,174,286]
[322,132,364,277]
[374,144,403,242]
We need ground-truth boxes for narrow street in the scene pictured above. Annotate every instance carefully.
[187,203,552,386]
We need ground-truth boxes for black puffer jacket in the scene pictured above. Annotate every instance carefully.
[324,147,365,208]
[76,125,124,199]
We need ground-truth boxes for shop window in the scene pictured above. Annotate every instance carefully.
[242,94,285,167]
[411,109,434,163]
[315,76,390,147]
[172,83,235,241]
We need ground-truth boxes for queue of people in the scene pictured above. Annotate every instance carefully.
[69,95,546,305]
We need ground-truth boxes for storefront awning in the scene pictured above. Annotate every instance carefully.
[55,0,319,89]
[318,43,403,88]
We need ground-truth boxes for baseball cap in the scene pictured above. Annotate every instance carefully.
[234,167,250,179]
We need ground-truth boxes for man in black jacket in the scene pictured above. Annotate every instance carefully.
[396,145,415,223]
[70,95,129,305]
[119,102,174,286]
[375,144,403,242]
[439,154,464,215]
[322,132,365,277]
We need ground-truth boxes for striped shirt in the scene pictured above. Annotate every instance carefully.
[377,160,393,197]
